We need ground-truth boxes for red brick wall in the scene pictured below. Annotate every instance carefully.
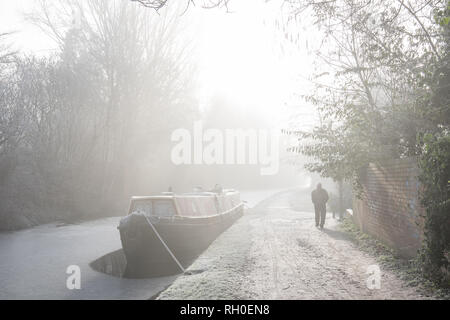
[352,158,425,258]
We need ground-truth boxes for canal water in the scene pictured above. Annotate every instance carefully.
[0,189,285,299]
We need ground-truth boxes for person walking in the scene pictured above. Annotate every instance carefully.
[311,183,329,229]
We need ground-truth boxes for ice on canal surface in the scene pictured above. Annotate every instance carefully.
[0,189,282,299]
[0,217,178,299]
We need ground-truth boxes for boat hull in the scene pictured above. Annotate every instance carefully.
[118,206,243,278]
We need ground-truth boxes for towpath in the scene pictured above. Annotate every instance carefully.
[158,189,429,299]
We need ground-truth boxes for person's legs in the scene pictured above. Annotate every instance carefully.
[314,205,320,227]
[320,204,326,228]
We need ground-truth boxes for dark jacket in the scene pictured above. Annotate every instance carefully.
[311,188,329,206]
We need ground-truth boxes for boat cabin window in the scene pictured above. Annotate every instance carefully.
[153,200,176,217]
[132,200,153,216]
[131,199,176,217]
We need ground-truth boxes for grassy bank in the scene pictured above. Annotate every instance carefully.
[338,217,450,299]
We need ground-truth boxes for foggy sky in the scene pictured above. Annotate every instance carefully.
[0,0,320,131]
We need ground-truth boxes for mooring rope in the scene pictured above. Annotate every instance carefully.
[143,214,186,274]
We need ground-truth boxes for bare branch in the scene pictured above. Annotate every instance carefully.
[130,0,231,12]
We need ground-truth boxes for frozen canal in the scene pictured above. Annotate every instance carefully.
[0,189,283,300]
[0,217,178,299]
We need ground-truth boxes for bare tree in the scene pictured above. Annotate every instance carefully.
[22,0,198,216]
[0,33,21,161]
[281,0,448,216]
[0,33,17,65]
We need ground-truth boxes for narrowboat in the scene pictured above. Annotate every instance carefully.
[117,189,244,278]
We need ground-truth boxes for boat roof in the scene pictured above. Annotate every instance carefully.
[131,190,238,201]
[131,195,174,201]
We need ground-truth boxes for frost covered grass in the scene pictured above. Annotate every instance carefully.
[157,209,256,299]
[338,217,450,299]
